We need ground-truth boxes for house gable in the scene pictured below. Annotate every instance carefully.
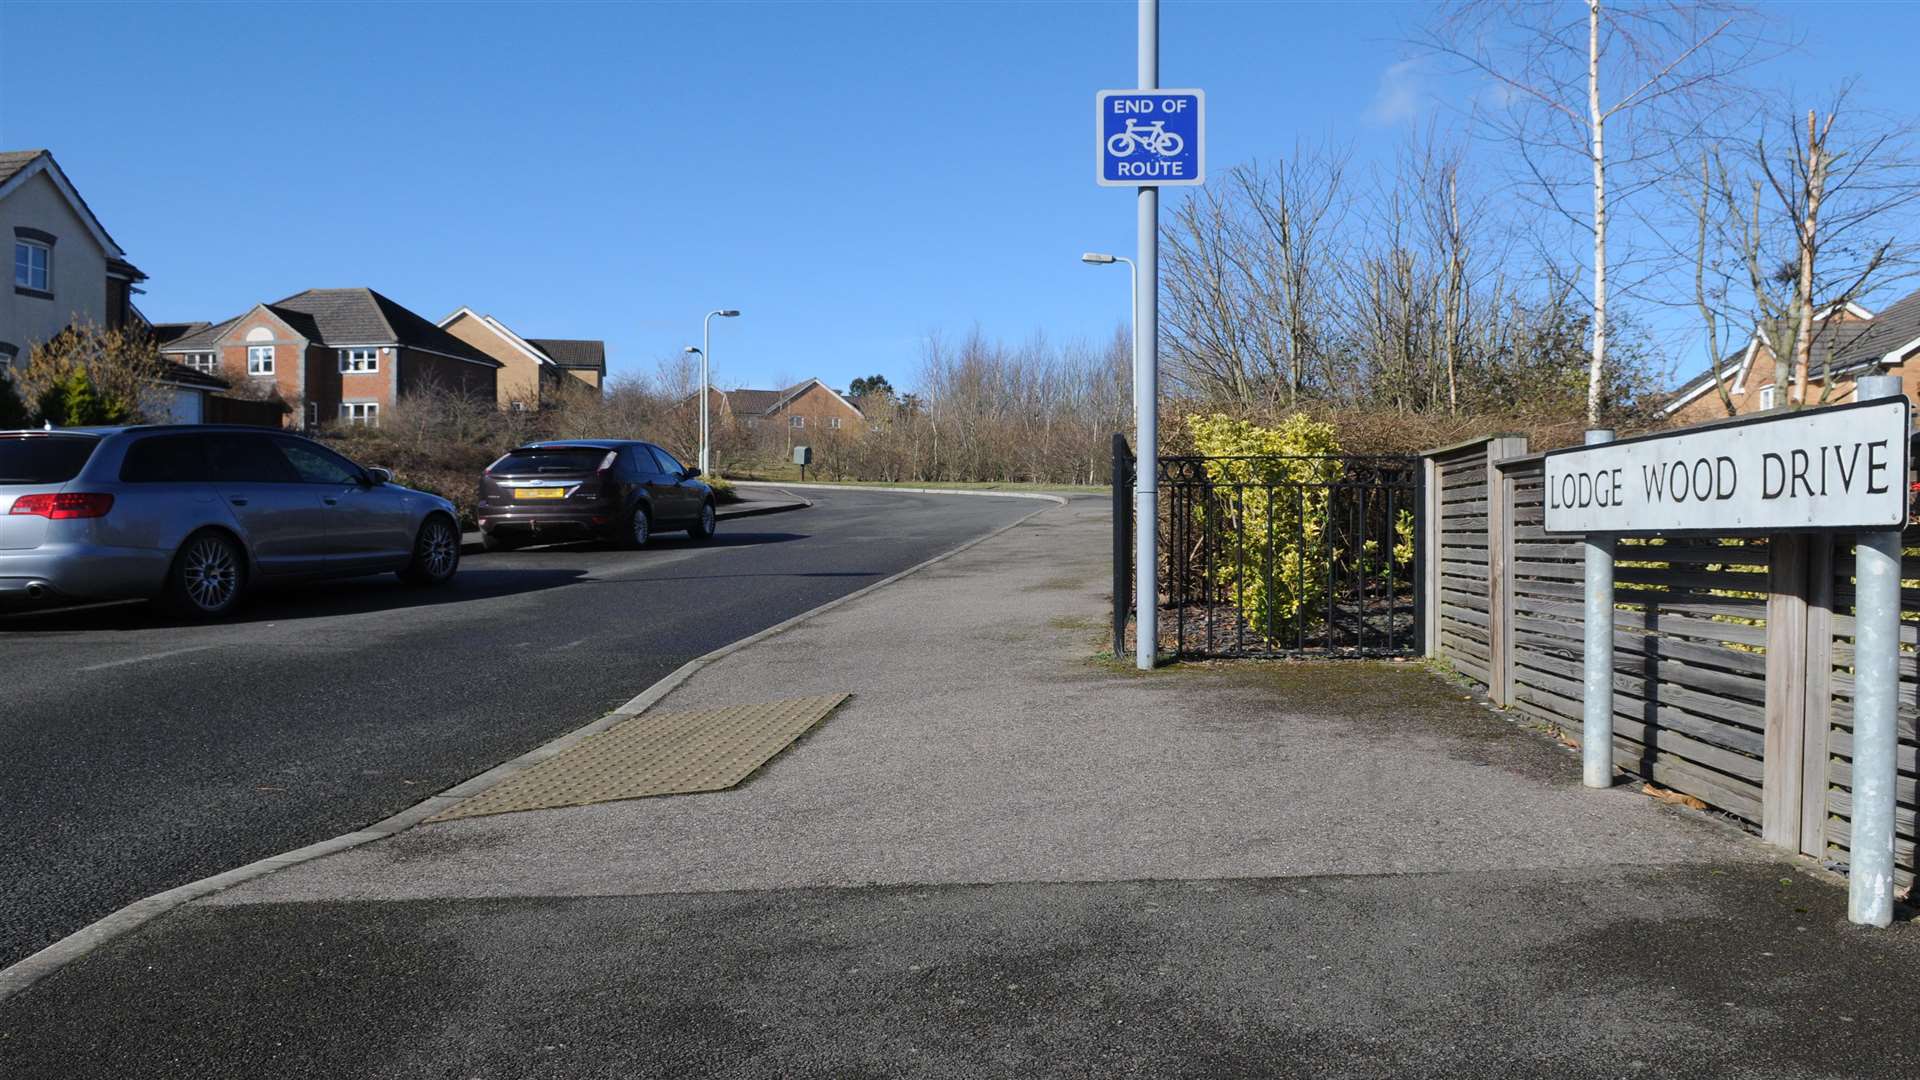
[0,150,130,262]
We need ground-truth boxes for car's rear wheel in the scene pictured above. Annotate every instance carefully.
[399,516,461,585]
[161,531,247,619]
[622,503,652,550]
[687,499,717,542]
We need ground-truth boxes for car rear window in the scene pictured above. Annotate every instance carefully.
[490,448,608,475]
[0,435,100,484]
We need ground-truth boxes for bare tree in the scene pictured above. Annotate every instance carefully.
[1162,148,1349,408]
[1708,86,1920,407]
[1424,0,1764,425]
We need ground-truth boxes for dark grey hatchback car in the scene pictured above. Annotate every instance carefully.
[476,440,716,551]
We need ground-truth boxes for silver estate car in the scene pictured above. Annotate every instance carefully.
[0,425,462,618]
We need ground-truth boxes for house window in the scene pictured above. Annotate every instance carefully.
[338,347,379,373]
[306,402,320,430]
[247,345,275,375]
[1758,384,1777,410]
[745,416,759,429]
[13,240,50,292]
[827,416,842,429]
[790,415,805,430]
[184,352,217,374]
[509,400,526,413]
[341,402,379,427]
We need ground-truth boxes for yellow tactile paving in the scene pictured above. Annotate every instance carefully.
[427,694,850,822]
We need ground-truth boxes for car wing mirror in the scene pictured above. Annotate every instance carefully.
[682,466,702,480]
[367,467,393,485]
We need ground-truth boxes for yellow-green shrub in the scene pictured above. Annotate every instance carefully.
[1186,413,1342,641]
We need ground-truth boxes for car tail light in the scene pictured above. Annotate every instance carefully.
[9,492,115,519]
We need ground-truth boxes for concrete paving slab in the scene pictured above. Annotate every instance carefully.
[214,499,1766,908]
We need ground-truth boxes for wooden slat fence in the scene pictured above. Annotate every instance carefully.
[1501,455,1770,829]
[1433,440,1493,688]
[1425,434,1920,889]
[1820,534,1920,888]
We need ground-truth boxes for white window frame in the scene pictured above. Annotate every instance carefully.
[247,345,275,375]
[341,402,380,427]
[1758,384,1777,410]
[827,416,842,429]
[338,347,379,374]
[184,352,217,375]
[790,415,805,430]
[13,239,50,292]
[509,400,526,414]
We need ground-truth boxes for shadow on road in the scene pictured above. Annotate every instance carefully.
[0,567,589,633]
[0,530,816,634]
[477,530,808,556]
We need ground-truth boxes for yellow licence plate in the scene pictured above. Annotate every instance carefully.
[514,488,567,500]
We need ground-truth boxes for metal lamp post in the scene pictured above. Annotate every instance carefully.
[700,309,740,475]
[1080,252,1138,420]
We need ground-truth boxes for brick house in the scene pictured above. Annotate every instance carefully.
[160,288,500,429]
[702,378,866,448]
[0,149,146,373]
[438,307,606,411]
[527,338,606,392]
[1663,290,1920,422]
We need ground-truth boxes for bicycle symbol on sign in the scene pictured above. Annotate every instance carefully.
[1106,119,1185,158]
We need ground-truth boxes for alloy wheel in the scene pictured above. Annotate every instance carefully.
[421,520,458,578]
[701,502,716,534]
[182,538,238,612]
[633,507,651,546]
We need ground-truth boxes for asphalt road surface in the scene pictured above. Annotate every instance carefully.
[0,489,1036,969]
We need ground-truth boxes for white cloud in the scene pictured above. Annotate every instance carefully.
[1365,58,1430,126]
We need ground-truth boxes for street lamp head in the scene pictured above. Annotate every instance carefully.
[717,309,741,318]
[1081,252,1117,265]
[684,346,702,355]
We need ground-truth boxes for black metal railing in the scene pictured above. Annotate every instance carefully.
[1157,453,1423,659]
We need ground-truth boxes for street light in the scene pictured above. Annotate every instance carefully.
[1081,252,1138,420]
[700,309,741,475]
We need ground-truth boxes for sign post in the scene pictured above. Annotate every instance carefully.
[1581,429,1616,789]
[1848,376,1905,927]
[1099,0,1204,671]
[1543,393,1910,926]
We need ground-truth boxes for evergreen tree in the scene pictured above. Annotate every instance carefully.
[0,373,28,428]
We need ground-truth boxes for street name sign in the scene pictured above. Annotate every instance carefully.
[1096,89,1204,187]
[1542,398,1911,535]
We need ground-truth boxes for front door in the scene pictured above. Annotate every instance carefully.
[644,444,695,525]
[274,436,414,569]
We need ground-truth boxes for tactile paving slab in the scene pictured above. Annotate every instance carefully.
[428,694,849,822]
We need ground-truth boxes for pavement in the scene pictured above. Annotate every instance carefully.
[5,496,1920,1078]
[0,487,1028,971]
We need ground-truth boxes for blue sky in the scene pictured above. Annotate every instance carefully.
[2,0,1914,393]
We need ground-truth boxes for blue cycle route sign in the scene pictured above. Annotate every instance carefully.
[1096,89,1205,187]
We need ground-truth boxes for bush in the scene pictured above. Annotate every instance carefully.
[1185,412,1343,643]
[0,374,27,428]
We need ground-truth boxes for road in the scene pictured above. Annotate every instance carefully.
[0,488,1036,970]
